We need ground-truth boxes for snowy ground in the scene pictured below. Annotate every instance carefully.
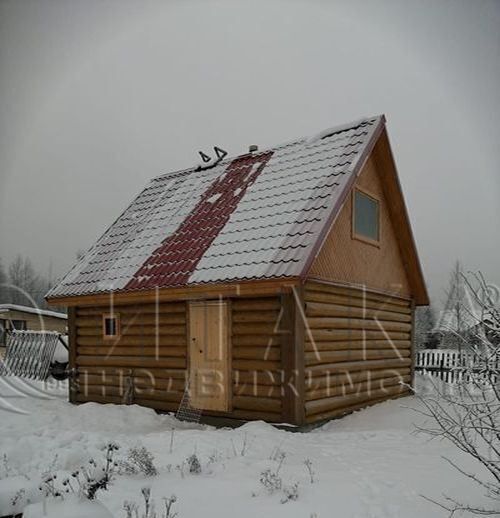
[0,375,489,517]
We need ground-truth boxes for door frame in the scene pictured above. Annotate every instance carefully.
[187,299,232,413]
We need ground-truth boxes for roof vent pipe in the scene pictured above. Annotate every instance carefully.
[248,144,258,153]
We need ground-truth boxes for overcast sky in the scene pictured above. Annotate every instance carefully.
[0,0,499,305]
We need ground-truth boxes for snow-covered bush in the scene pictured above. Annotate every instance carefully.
[186,454,201,475]
[118,446,158,477]
[417,272,500,515]
[280,482,299,504]
[123,487,177,518]
[259,469,282,494]
[40,442,119,501]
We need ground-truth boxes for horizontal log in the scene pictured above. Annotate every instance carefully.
[232,311,280,323]
[79,366,187,379]
[233,347,280,361]
[305,368,410,392]
[306,375,411,401]
[305,349,411,366]
[232,383,283,398]
[231,298,280,311]
[74,393,186,413]
[305,390,410,424]
[81,384,183,402]
[79,374,186,391]
[77,325,186,337]
[77,303,186,316]
[232,323,285,335]
[304,301,412,322]
[77,314,186,327]
[76,355,186,369]
[308,329,409,342]
[304,340,410,352]
[305,281,410,307]
[305,384,407,416]
[77,346,186,357]
[304,291,411,314]
[306,317,411,333]
[233,396,281,413]
[232,359,281,371]
[306,358,412,376]
[77,336,186,347]
[232,371,282,386]
[232,335,281,347]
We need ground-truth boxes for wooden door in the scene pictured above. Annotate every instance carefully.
[189,301,230,412]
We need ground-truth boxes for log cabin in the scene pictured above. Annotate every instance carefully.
[46,115,428,426]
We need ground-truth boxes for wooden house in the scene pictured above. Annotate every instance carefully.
[47,115,428,426]
[0,304,67,353]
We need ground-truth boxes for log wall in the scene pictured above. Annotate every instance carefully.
[71,296,285,422]
[303,280,413,423]
[73,301,188,412]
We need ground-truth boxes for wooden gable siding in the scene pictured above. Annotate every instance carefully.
[309,153,411,298]
[303,280,413,423]
[70,295,286,422]
[0,310,66,333]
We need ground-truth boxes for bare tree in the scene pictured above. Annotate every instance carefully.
[415,272,500,516]
[0,257,8,303]
[415,305,437,349]
[8,255,48,307]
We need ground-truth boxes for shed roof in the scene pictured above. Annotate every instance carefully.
[0,304,67,320]
[48,115,424,301]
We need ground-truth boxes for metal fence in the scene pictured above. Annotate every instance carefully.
[0,330,61,380]
[416,349,500,384]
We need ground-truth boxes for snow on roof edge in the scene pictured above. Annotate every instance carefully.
[0,304,67,320]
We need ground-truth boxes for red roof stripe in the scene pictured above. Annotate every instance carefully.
[124,151,274,290]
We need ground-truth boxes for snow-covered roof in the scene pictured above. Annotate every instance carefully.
[48,116,385,299]
[0,304,67,320]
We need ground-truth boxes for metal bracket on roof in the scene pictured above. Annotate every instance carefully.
[195,146,228,171]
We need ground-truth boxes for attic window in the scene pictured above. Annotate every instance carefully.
[353,189,380,243]
[103,314,120,338]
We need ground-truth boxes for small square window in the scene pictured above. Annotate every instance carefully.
[103,314,120,338]
[11,320,27,331]
[353,189,379,243]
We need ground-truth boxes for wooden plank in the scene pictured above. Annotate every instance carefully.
[233,347,280,361]
[232,370,282,386]
[306,317,412,332]
[306,280,410,306]
[308,329,409,342]
[306,358,411,377]
[305,368,410,392]
[76,355,186,369]
[305,349,411,366]
[77,336,186,346]
[79,366,187,379]
[232,335,281,347]
[49,278,299,307]
[304,290,411,314]
[233,384,282,398]
[77,346,186,357]
[77,303,186,316]
[305,384,407,416]
[232,298,280,311]
[304,340,410,352]
[232,311,280,323]
[232,322,284,335]
[233,396,281,413]
[233,359,282,371]
[305,301,412,322]
[77,314,186,327]
[306,375,410,400]
[77,325,186,337]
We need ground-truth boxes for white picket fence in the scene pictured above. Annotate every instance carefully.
[416,349,500,384]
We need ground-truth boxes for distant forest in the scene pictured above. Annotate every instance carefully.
[0,255,64,312]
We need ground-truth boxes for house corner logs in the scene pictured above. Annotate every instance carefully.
[303,280,413,424]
